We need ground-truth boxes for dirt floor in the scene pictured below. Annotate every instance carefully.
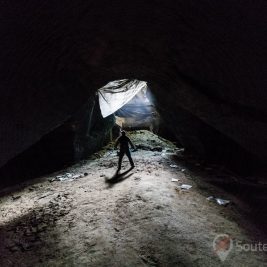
[0,130,267,266]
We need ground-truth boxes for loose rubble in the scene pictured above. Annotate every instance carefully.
[207,196,231,206]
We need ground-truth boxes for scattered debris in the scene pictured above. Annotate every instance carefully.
[72,174,81,179]
[180,184,192,190]
[52,172,84,182]
[170,164,179,168]
[216,198,230,206]
[206,196,213,201]
[175,184,192,191]
[171,178,179,182]
[207,196,230,206]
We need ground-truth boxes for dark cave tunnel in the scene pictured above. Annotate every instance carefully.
[0,77,263,188]
[0,1,267,265]
[1,1,266,177]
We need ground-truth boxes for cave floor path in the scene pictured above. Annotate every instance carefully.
[0,131,266,266]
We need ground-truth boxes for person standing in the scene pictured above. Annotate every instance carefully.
[114,131,135,171]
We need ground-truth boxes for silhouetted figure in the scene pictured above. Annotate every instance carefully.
[114,131,135,171]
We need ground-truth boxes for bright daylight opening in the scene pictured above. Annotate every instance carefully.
[98,79,160,132]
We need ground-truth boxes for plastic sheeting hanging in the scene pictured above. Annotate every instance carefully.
[98,79,147,118]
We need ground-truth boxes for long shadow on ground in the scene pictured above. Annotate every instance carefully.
[105,168,134,187]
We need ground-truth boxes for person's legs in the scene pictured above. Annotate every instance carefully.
[118,151,124,170]
[126,150,134,168]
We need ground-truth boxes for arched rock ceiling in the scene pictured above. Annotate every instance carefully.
[0,0,266,168]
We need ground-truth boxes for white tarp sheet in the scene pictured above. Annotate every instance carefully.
[98,79,147,118]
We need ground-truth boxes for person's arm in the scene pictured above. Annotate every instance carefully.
[114,138,120,149]
[128,138,135,150]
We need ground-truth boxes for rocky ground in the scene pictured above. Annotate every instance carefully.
[0,130,266,266]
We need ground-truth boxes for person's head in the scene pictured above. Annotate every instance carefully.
[121,130,126,136]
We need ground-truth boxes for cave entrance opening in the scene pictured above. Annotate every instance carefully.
[97,79,160,133]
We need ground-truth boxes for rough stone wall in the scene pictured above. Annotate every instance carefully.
[71,99,115,161]
[0,1,266,171]
[0,98,114,187]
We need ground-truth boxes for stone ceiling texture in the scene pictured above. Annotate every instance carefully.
[0,0,266,168]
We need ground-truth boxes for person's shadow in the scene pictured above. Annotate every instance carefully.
[105,167,134,187]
